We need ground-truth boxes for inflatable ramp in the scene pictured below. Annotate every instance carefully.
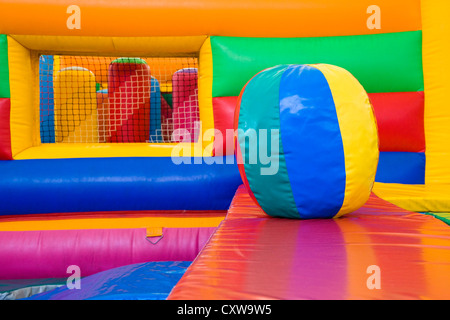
[168,186,450,300]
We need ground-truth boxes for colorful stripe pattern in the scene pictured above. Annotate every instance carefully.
[209,32,425,185]
[235,64,378,219]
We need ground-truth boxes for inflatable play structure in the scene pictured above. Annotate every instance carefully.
[0,0,450,300]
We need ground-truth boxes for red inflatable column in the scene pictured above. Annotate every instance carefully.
[172,68,199,142]
[107,58,151,143]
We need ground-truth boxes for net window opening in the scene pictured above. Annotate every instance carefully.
[38,55,200,144]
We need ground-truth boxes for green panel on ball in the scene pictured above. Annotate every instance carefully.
[237,65,299,219]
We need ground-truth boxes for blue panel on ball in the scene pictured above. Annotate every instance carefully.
[278,65,346,219]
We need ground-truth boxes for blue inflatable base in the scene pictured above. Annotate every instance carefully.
[0,156,242,215]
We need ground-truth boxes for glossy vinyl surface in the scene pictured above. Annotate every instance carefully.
[168,185,450,300]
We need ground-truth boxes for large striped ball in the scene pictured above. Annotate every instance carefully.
[235,64,379,219]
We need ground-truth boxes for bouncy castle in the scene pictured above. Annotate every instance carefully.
[0,0,450,300]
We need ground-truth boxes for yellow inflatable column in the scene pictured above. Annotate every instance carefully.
[422,0,450,185]
[54,67,98,143]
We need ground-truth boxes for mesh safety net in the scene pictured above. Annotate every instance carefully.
[39,55,199,144]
